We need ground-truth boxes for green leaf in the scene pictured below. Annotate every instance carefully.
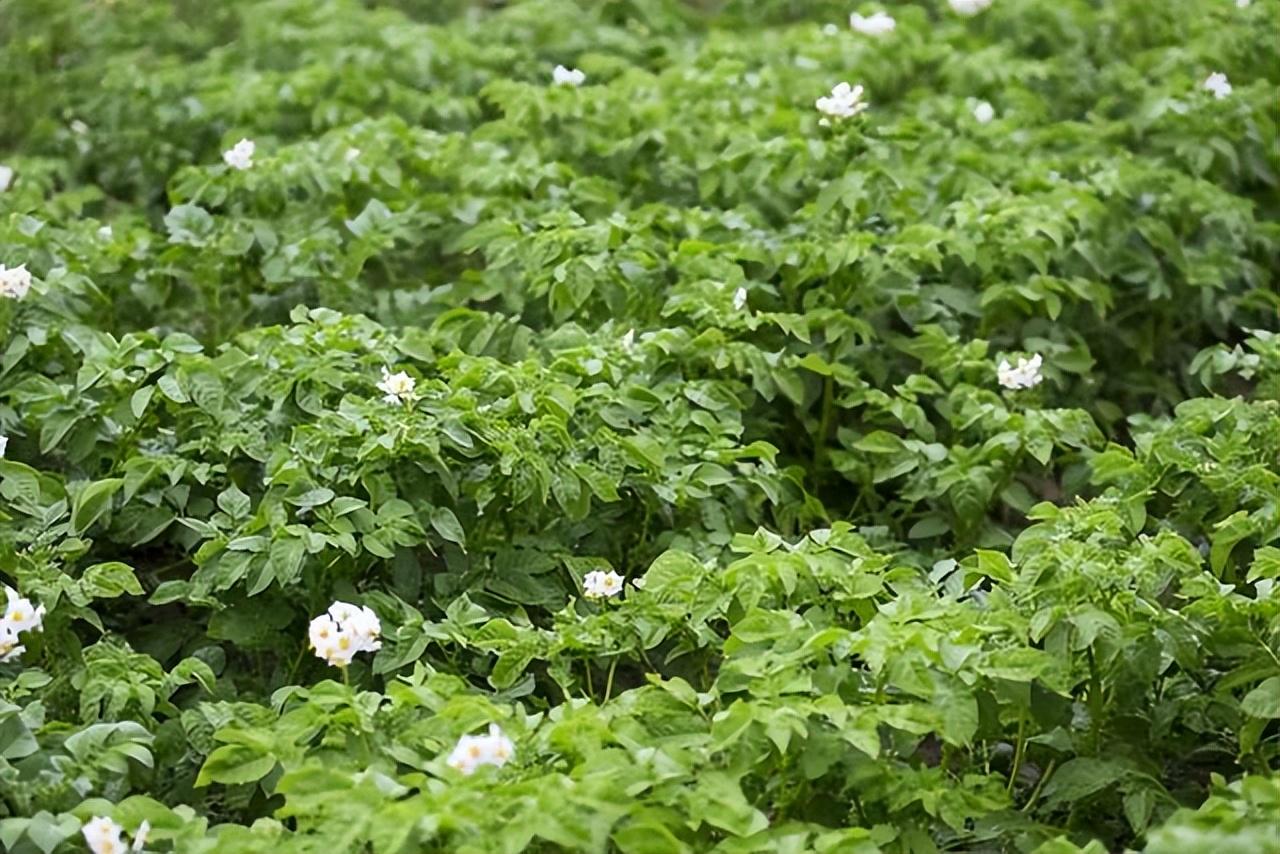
[430,506,466,547]
[1241,676,1280,719]
[196,744,276,786]
[81,562,144,598]
[71,478,124,535]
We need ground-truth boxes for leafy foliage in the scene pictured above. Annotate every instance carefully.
[0,0,1277,852]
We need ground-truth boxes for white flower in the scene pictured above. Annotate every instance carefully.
[552,65,586,87]
[997,353,1044,390]
[0,585,44,661]
[70,119,89,135]
[0,264,33,299]
[4,586,45,635]
[132,820,150,852]
[1236,0,1250,7]
[329,600,381,648]
[0,435,6,457]
[816,82,869,120]
[972,100,995,123]
[733,287,749,310]
[0,165,12,192]
[1203,72,1232,99]
[222,138,255,170]
[344,147,361,163]
[583,569,625,599]
[822,23,840,35]
[447,723,515,775]
[621,328,635,351]
[849,11,895,36]
[377,367,417,405]
[950,0,993,15]
[98,225,114,240]
[82,817,125,854]
[309,601,381,667]
[0,623,24,664]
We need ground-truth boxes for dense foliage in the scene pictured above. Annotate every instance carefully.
[1,0,1278,851]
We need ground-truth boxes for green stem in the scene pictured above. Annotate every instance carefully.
[814,374,834,468]
[585,660,594,701]
[1007,714,1027,794]
[1087,647,1104,753]
[603,658,618,703]
[1022,758,1056,812]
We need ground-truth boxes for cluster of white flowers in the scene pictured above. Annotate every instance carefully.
[816,82,870,121]
[950,0,993,15]
[972,100,996,123]
[308,600,381,667]
[997,353,1044,390]
[222,138,255,170]
[0,165,12,192]
[0,263,32,300]
[82,817,149,854]
[0,585,45,663]
[1203,71,1232,99]
[583,569,625,599]
[849,11,895,36]
[552,65,586,87]
[447,723,515,775]
[377,367,417,405]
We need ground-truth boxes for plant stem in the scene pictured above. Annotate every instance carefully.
[1022,758,1056,812]
[1007,714,1027,794]
[603,658,618,703]
[814,374,834,468]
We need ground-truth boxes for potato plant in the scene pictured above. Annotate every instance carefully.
[0,0,1277,852]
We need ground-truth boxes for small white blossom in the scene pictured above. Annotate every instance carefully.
[950,0,993,15]
[849,11,895,36]
[447,723,515,775]
[972,101,995,123]
[82,817,125,854]
[309,601,381,667]
[583,569,625,599]
[733,287,749,310]
[1236,0,1250,8]
[552,65,586,87]
[0,585,44,662]
[1203,72,1232,99]
[816,82,869,120]
[222,138,255,170]
[377,367,417,405]
[0,264,33,300]
[70,119,89,135]
[0,435,7,457]
[997,353,1044,390]
[0,165,12,192]
[0,624,23,664]
[822,23,840,35]
[4,586,45,635]
[621,328,635,351]
[98,225,114,240]
[344,147,361,163]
